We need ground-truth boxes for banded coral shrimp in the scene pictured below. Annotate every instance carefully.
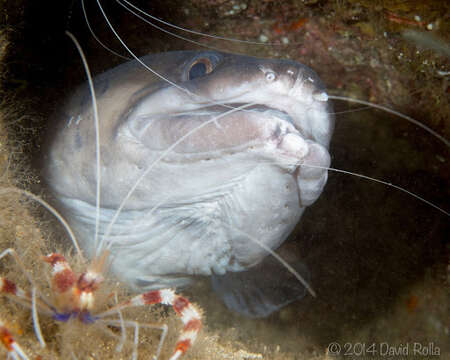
[1,0,449,359]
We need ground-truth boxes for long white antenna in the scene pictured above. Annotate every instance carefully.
[0,188,83,259]
[329,95,450,147]
[65,31,102,254]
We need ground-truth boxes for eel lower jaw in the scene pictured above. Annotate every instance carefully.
[217,103,314,142]
[235,103,316,155]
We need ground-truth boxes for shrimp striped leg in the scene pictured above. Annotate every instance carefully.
[0,277,27,299]
[98,288,202,360]
[0,320,29,360]
[0,249,53,316]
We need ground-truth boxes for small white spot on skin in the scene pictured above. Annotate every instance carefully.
[313,92,328,102]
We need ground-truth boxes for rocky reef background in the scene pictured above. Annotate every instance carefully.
[0,0,448,358]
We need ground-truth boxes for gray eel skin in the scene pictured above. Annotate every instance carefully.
[43,51,334,317]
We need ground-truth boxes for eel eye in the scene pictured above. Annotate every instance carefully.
[188,58,214,80]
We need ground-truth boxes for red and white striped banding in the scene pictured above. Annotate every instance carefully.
[127,289,202,359]
[170,294,202,360]
[1,247,201,359]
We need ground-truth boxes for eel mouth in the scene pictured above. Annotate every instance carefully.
[126,86,332,158]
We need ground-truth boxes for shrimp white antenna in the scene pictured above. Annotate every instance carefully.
[153,323,168,360]
[65,31,102,254]
[117,0,236,53]
[329,95,450,147]
[118,0,290,47]
[31,287,46,348]
[81,0,130,60]
[131,321,139,360]
[11,342,29,360]
[250,157,449,217]
[113,292,126,353]
[300,163,450,217]
[330,106,372,116]
[95,0,192,92]
[0,188,83,259]
[99,320,169,360]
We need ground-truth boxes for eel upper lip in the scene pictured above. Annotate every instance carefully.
[187,102,304,138]
[184,103,295,126]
